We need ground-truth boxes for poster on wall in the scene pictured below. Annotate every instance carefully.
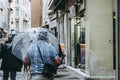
[80,44,85,64]
[60,43,66,64]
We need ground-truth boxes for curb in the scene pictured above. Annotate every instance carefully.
[65,65,115,80]
[65,65,90,78]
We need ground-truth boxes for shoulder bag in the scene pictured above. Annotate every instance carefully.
[37,44,56,78]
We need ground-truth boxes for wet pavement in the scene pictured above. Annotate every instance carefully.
[0,71,24,80]
[54,67,85,80]
[0,66,85,80]
[0,65,115,80]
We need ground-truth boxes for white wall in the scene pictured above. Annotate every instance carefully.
[10,0,31,34]
[43,0,50,26]
[86,0,115,76]
[0,0,9,30]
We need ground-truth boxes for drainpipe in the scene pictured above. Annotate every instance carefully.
[115,0,119,80]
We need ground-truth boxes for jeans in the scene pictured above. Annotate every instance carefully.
[3,71,16,80]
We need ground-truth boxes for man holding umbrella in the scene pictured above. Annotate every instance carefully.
[23,30,62,80]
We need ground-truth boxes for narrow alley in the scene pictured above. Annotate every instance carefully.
[0,0,119,80]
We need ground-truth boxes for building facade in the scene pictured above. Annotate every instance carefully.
[47,0,117,79]
[0,0,9,37]
[42,0,50,26]
[9,0,31,34]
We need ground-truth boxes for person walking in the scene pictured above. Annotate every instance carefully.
[23,31,61,80]
[0,36,22,80]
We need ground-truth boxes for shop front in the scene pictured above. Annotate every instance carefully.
[69,10,86,68]
[74,15,85,69]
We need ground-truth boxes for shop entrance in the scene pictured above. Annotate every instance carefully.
[74,16,85,69]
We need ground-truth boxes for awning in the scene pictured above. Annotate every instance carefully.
[48,0,54,10]
[49,0,64,11]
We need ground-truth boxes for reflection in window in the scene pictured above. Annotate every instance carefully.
[80,18,85,44]
[80,28,85,44]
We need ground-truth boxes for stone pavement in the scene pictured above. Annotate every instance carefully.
[54,67,85,80]
[0,71,25,80]
[0,66,85,80]
[0,66,113,80]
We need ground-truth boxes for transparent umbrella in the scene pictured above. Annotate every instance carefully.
[12,32,36,61]
[37,28,59,52]
[12,28,59,61]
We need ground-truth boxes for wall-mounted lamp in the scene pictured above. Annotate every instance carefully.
[75,17,80,24]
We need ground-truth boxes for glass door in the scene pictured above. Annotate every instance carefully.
[74,16,85,69]
[74,16,81,67]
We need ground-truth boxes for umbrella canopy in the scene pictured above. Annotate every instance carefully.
[37,28,59,52]
[12,28,59,61]
[12,32,37,60]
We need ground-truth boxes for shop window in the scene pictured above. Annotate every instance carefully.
[16,9,19,16]
[80,27,85,44]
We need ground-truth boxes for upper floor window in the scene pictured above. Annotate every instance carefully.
[15,0,19,4]
[16,9,19,16]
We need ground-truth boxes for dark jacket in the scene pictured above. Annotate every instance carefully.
[0,43,22,71]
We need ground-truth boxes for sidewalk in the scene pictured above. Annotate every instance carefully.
[55,65,85,80]
[0,65,115,80]
[0,65,85,80]
[0,71,24,80]
[66,65,115,80]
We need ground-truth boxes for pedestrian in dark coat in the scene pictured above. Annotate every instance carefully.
[0,36,22,80]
